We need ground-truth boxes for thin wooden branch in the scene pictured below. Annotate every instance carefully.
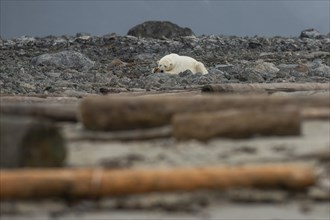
[0,164,315,199]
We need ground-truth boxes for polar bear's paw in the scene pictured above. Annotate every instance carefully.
[152,67,161,73]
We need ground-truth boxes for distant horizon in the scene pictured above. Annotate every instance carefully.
[1,25,329,40]
[1,1,329,39]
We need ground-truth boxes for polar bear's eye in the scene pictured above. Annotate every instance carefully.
[164,65,167,68]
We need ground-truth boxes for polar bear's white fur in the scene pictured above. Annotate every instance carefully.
[153,53,208,75]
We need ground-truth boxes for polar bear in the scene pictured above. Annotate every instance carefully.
[152,53,208,75]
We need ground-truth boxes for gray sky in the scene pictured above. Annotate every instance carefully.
[1,0,329,39]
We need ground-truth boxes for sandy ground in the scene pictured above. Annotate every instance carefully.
[65,121,329,168]
[2,120,329,220]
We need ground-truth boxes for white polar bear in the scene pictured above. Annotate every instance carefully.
[153,53,208,75]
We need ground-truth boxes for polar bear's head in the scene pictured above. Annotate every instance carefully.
[157,56,174,73]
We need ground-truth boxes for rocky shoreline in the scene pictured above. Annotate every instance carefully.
[1,28,329,96]
[0,24,329,219]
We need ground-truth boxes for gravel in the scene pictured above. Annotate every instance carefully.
[1,29,329,96]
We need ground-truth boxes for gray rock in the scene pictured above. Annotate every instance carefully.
[308,63,330,77]
[3,39,16,47]
[215,64,234,72]
[45,72,61,78]
[127,21,195,39]
[303,51,330,60]
[234,71,265,83]
[300,28,324,39]
[15,35,36,46]
[52,37,68,47]
[248,40,263,49]
[75,33,92,42]
[278,64,299,70]
[32,51,94,71]
[253,60,279,74]
[178,70,194,77]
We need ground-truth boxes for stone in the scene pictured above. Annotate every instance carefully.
[32,51,94,71]
[304,51,330,60]
[248,41,263,49]
[15,35,36,45]
[110,58,127,67]
[52,37,68,46]
[75,33,92,42]
[178,70,194,77]
[309,63,330,77]
[215,64,234,72]
[127,21,195,39]
[239,71,265,83]
[300,28,324,39]
[254,60,279,74]
[45,72,61,78]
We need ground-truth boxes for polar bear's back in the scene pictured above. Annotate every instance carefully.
[169,53,197,63]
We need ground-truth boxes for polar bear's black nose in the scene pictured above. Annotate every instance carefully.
[160,70,164,73]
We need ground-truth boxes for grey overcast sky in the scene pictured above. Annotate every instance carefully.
[1,0,329,39]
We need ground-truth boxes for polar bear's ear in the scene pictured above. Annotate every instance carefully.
[157,60,160,64]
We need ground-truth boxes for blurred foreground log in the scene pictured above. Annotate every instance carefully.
[0,95,80,104]
[79,95,329,130]
[0,164,315,199]
[301,107,330,120]
[202,83,330,93]
[172,108,301,140]
[0,115,66,168]
[64,125,172,141]
[0,103,77,121]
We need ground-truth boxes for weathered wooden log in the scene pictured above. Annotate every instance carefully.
[202,83,330,93]
[64,125,172,141]
[0,103,77,121]
[0,95,80,104]
[0,164,315,199]
[301,108,330,120]
[79,95,329,130]
[0,115,66,168]
[172,109,301,140]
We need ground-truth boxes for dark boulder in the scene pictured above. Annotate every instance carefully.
[300,28,323,39]
[127,21,195,39]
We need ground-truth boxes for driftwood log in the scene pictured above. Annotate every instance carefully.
[0,115,66,168]
[0,95,81,104]
[172,108,301,140]
[0,103,77,121]
[301,108,330,120]
[202,83,330,93]
[0,164,315,199]
[79,95,329,130]
[64,125,172,141]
